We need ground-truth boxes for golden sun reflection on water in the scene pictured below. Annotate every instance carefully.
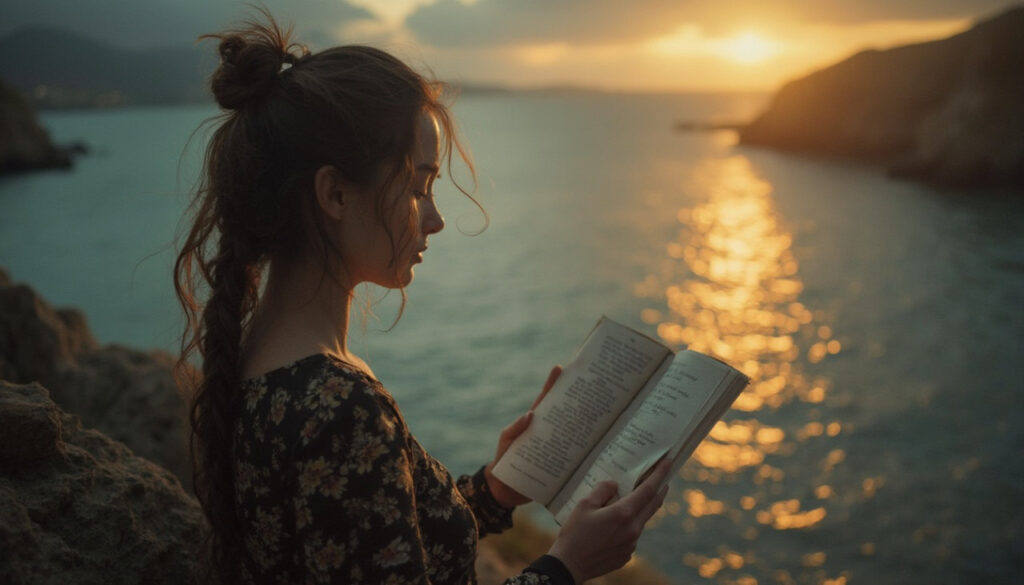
[639,156,855,584]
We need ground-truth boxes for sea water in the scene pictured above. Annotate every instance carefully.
[1,92,1022,584]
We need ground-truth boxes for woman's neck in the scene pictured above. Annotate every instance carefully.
[241,258,360,379]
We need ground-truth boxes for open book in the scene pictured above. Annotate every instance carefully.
[492,316,750,524]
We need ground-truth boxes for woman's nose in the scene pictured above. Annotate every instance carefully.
[422,199,444,235]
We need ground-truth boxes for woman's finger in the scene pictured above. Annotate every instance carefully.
[632,461,672,522]
[530,365,562,410]
[616,458,672,515]
[579,480,618,510]
[500,410,532,439]
[637,456,672,492]
[495,411,533,458]
[635,484,669,527]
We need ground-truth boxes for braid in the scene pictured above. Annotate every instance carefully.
[174,114,263,584]
[192,234,258,585]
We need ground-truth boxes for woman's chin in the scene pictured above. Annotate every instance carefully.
[395,267,416,288]
[369,259,419,289]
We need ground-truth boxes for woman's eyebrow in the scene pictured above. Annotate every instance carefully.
[416,163,440,175]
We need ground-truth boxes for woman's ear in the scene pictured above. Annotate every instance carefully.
[314,165,347,221]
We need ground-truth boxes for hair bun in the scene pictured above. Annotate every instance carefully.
[205,17,309,111]
[210,34,284,110]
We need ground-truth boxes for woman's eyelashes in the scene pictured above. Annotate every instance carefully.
[414,172,440,199]
[415,182,436,199]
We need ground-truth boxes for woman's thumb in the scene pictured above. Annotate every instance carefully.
[501,410,532,439]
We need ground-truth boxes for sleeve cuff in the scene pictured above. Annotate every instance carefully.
[459,466,515,535]
[524,555,576,585]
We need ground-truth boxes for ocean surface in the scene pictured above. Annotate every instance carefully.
[2,92,1022,584]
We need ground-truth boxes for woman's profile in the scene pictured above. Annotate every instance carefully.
[174,12,670,585]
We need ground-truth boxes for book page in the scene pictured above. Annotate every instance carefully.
[491,318,671,505]
[551,350,744,523]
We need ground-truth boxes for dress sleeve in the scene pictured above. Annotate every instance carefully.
[455,467,515,537]
[289,390,434,584]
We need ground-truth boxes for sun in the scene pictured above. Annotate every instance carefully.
[713,32,782,65]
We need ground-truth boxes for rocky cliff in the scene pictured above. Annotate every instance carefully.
[0,268,191,485]
[0,268,202,582]
[0,79,76,175]
[739,5,1024,189]
[0,381,203,584]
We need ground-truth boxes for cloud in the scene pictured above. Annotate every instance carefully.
[0,0,373,49]
[3,0,1011,52]
[405,0,1016,48]
[781,0,1017,24]
[403,1,984,92]
[405,0,697,47]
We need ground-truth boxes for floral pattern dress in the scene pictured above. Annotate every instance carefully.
[233,353,568,585]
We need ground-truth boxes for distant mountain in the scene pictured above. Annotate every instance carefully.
[739,5,1024,189]
[0,27,213,108]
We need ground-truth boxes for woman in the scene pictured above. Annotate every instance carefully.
[174,15,670,585]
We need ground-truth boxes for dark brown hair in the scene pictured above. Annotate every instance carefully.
[173,13,477,584]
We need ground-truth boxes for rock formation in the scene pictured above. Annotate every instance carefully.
[739,5,1024,189]
[0,268,191,485]
[0,79,80,175]
[0,380,203,584]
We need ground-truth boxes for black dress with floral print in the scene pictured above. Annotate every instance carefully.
[233,353,566,585]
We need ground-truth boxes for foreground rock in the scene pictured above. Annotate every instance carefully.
[740,5,1024,189]
[0,381,202,584]
[0,268,191,485]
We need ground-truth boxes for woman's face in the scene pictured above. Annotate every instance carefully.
[340,111,445,288]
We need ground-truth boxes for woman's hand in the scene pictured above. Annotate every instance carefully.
[484,365,562,509]
[547,457,672,584]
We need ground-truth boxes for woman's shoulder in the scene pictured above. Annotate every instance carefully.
[243,352,379,397]
[240,353,405,444]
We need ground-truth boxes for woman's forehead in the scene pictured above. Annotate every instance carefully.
[414,111,440,166]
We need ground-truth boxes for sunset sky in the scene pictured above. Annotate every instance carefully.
[1,0,1018,91]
